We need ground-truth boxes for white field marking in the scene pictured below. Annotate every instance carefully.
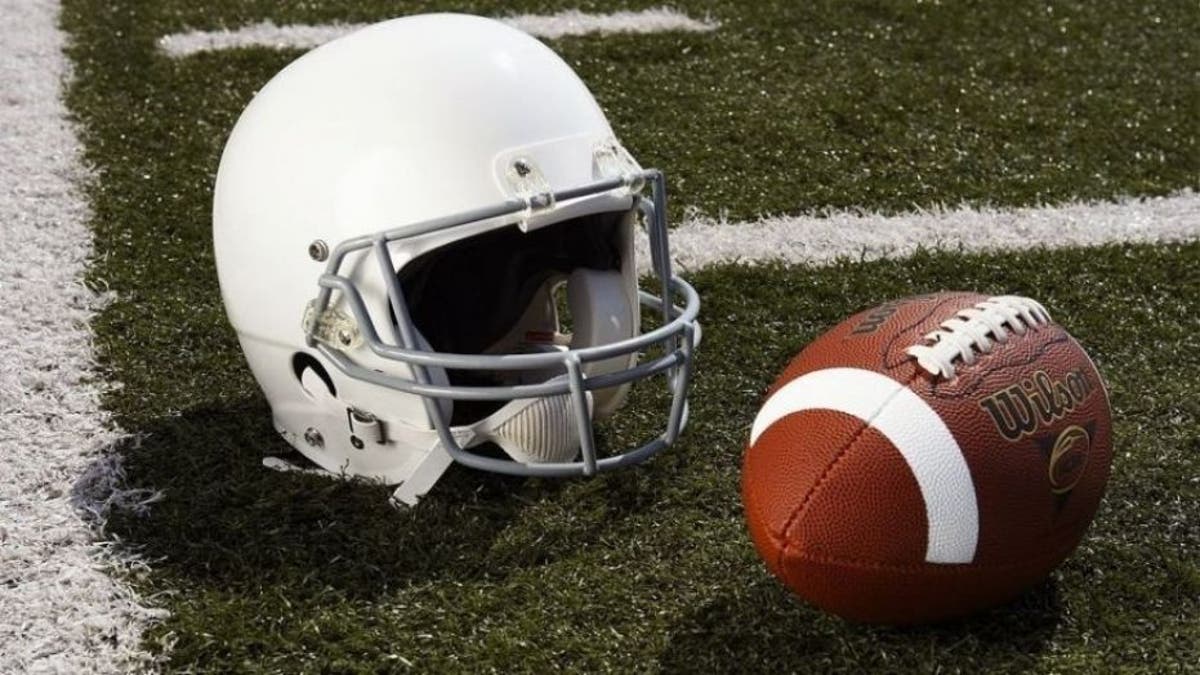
[750,368,978,564]
[157,8,720,56]
[637,190,1200,274]
[0,0,166,672]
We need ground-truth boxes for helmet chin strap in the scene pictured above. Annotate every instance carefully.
[385,383,594,508]
[466,384,594,463]
[385,377,595,464]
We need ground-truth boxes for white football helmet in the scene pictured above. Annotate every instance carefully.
[213,14,700,506]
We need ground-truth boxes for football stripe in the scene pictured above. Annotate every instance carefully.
[750,367,979,564]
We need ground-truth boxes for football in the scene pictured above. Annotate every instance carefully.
[742,292,1113,624]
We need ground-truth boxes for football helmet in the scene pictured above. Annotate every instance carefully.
[213,14,700,506]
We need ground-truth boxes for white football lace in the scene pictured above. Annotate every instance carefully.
[905,296,1051,379]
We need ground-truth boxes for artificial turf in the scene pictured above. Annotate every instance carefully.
[60,0,1199,671]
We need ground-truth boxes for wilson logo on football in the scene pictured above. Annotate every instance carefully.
[979,369,1097,441]
[849,301,902,335]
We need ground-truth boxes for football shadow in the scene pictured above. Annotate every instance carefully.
[77,398,576,599]
[659,576,1062,672]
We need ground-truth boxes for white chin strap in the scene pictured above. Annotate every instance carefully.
[383,376,593,464]
[460,382,594,464]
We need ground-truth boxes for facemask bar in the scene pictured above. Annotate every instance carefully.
[305,169,700,478]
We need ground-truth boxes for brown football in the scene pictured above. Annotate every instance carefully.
[741,292,1113,624]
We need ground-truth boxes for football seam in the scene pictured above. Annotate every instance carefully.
[771,368,923,579]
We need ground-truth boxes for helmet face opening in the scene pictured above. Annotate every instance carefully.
[398,210,625,357]
[396,209,632,426]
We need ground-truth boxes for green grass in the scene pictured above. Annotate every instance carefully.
[96,243,1200,673]
[60,0,1199,671]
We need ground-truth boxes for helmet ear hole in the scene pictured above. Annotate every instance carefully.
[292,352,336,398]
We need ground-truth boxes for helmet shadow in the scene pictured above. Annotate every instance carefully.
[79,397,678,601]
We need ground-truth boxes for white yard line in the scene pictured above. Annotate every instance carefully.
[637,191,1200,273]
[157,8,720,57]
[153,5,1197,274]
[0,1,164,672]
